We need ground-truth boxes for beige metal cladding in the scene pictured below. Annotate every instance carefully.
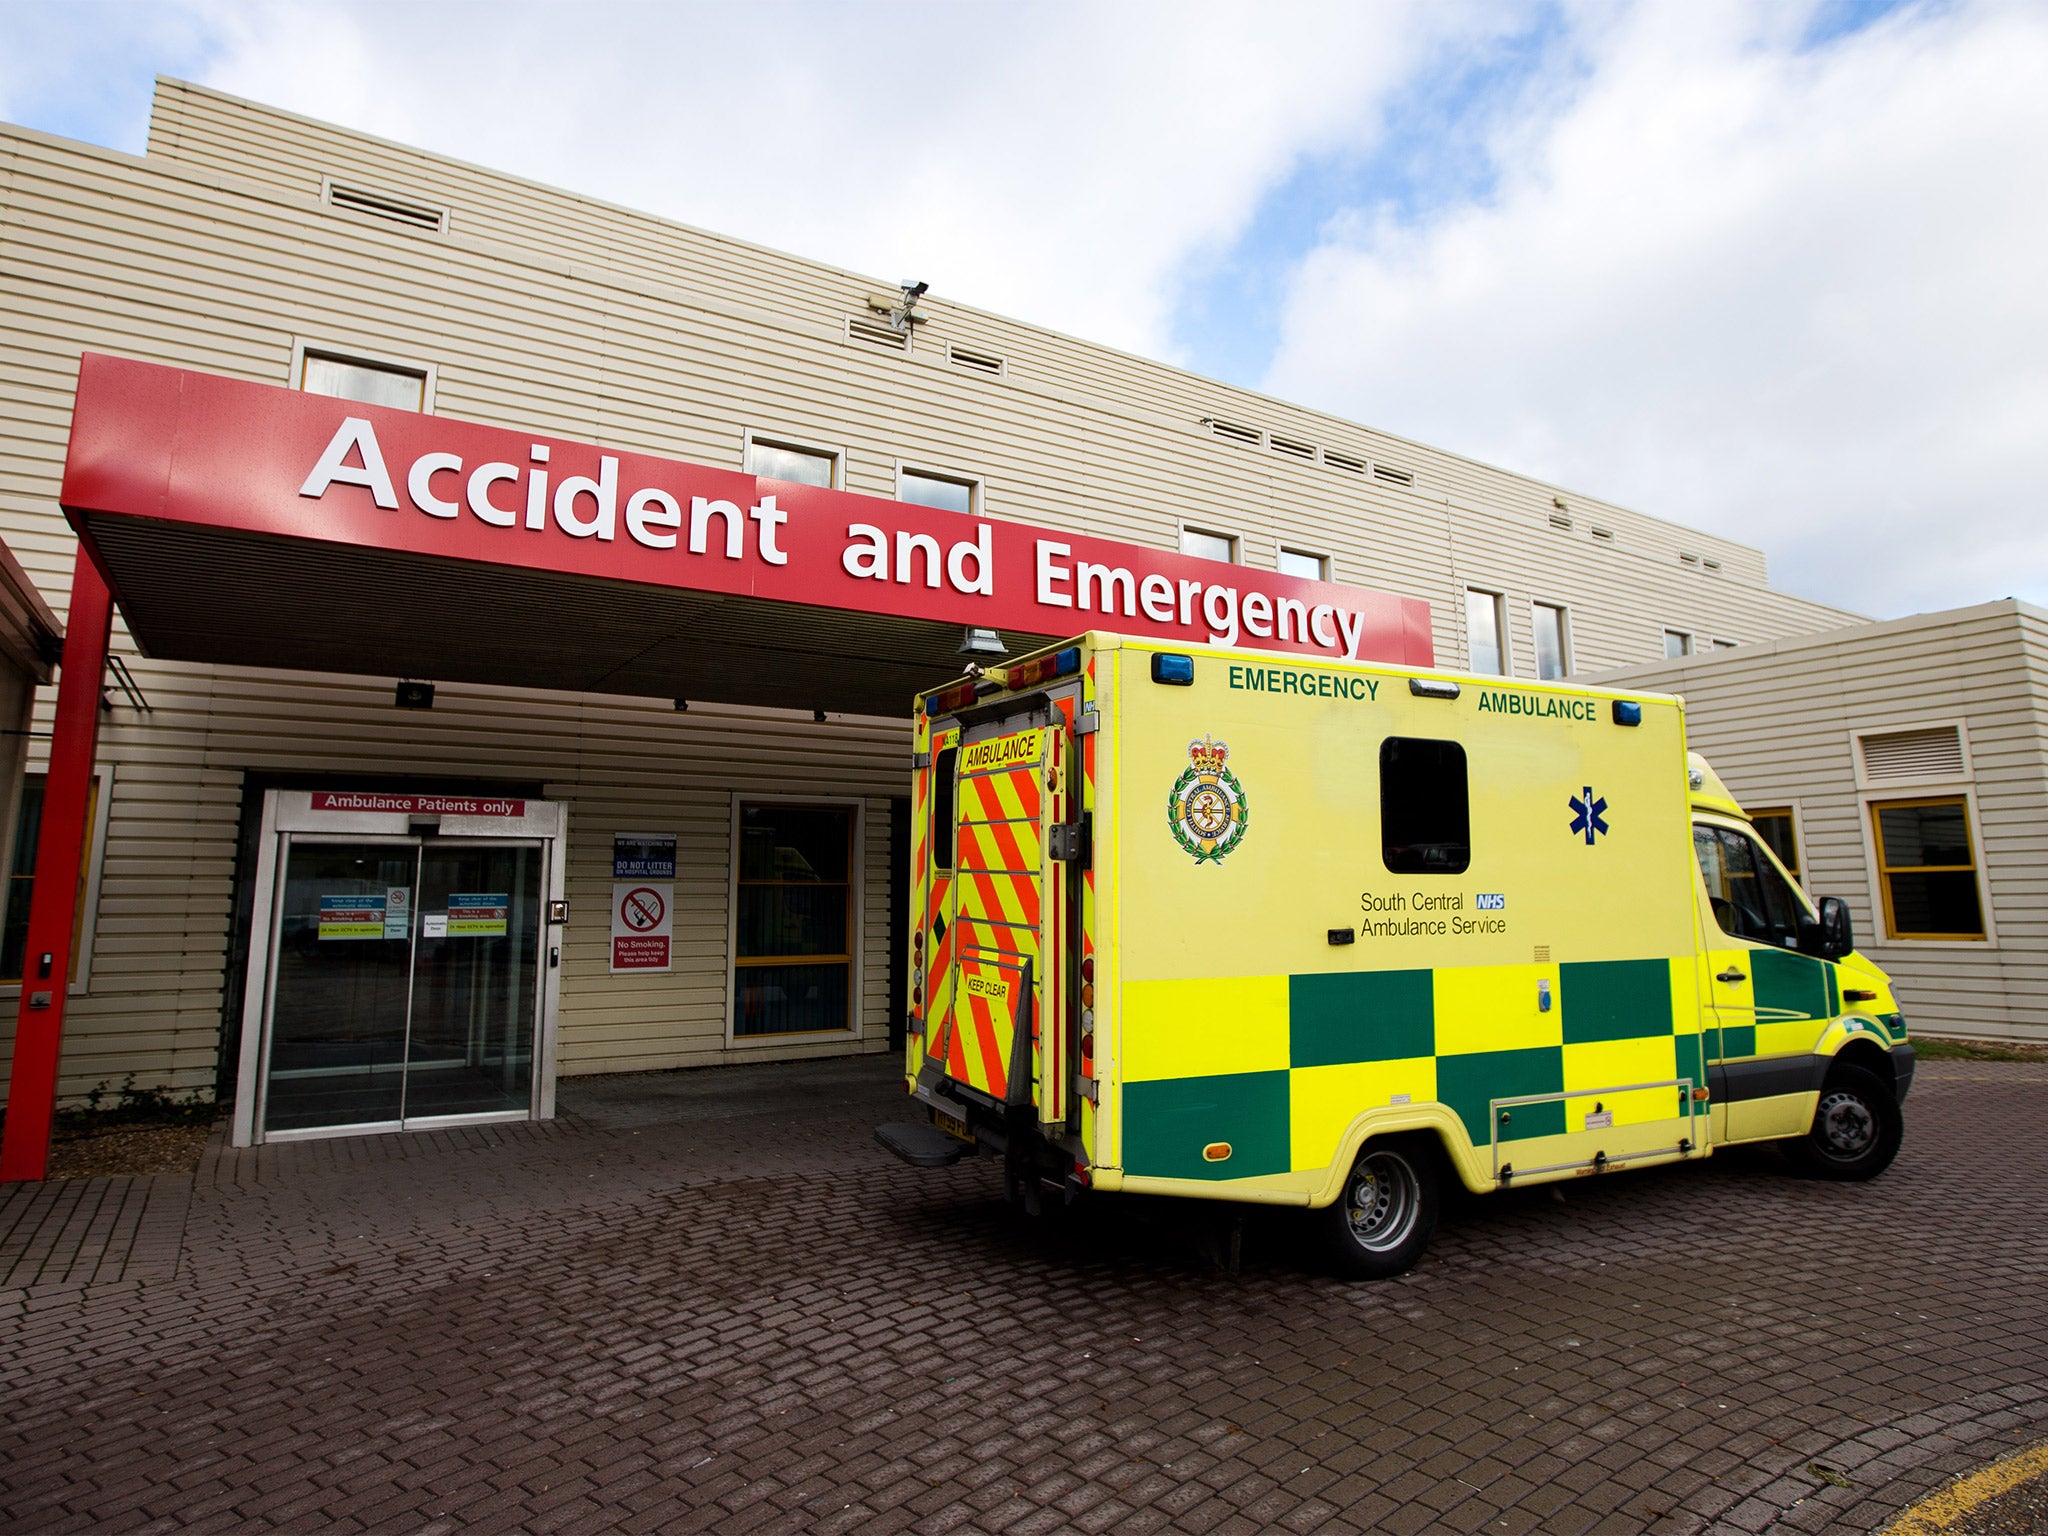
[0,81,1873,1098]
[1597,600,2048,1045]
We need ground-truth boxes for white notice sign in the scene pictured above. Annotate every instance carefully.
[610,881,673,973]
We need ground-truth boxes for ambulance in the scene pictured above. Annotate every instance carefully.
[877,633,1915,1277]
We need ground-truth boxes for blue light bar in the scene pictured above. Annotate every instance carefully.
[1054,646,1081,677]
[1612,700,1642,726]
[1151,653,1195,686]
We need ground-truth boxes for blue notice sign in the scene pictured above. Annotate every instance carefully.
[613,831,677,881]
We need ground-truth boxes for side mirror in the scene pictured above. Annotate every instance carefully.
[1814,896,1854,960]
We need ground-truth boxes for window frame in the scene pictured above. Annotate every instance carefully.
[289,339,437,413]
[743,429,844,490]
[1465,588,1510,676]
[0,764,115,997]
[894,463,982,516]
[725,793,867,1047]
[1177,523,1240,564]
[1746,805,1804,887]
[1865,792,1991,944]
[1274,545,1331,582]
[1530,599,1572,681]
[1662,629,1694,659]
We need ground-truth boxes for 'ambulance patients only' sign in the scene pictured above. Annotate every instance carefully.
[59,356,1434,668]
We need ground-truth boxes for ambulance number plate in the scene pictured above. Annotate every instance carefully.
[935,1110,975,1145]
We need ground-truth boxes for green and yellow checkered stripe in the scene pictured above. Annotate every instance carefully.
[1117,957,1820,1182]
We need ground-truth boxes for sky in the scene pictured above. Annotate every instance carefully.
[1,0,2043,620]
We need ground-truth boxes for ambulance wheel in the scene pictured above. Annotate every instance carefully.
[1322,1139,1439,1280]
[1785,1063,1902,1180]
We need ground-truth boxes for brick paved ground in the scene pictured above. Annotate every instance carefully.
[0,1056,2043,1535]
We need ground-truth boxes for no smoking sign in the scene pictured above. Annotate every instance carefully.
[609,878,673,973]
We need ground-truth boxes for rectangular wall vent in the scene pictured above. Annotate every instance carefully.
[1204,417,1263,446]
[1590,526,1616,542]
[1680,552,1701,565]
[846,316,910,351]
[1548,511,1573,530]
[322,179,448,232]
[947,344,1004,376]
[1269,435,1316,461]
[1372,463,1414,487]
[1703,558,1722,571]
[1323,450,1367,474]
[1859,726,1965,783]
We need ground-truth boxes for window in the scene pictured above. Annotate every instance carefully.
[1663,629,1693,659]
[1276,547,1329,582]
[898,468,977,515]
[0,773,104,984]
[1750,808,1801,884]
[1466,590,1507,675]
[298,350,427,412]
[1381,738,1470,874]
[1532,602,1570,680]
[930,746,958,870]
[1180,527,1237,563]
[733,802,856,1036]
[1693,823,1808,948]
[1871,798,1984,940]
[745,434,838,488]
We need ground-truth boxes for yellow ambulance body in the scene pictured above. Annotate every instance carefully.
[879,633,1915,1276]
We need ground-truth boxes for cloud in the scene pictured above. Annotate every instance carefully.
[1261,0,2048,618]
[146,0,1497,360]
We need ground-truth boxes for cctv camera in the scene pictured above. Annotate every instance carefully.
[903,280,929,299]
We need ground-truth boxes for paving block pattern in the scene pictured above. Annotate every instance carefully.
[0,1058,2043,1534]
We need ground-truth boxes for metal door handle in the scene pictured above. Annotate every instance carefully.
[1716,968,1746,983]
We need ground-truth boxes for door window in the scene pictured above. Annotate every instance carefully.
[1693,824,1806,947]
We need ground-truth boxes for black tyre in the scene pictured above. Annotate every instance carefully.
[1785,1063,1902,1180]
[1320,1138,1440,1279]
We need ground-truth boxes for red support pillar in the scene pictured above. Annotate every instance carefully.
[0,548,113,1182]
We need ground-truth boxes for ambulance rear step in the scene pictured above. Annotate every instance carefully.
[876,1122,968,1168]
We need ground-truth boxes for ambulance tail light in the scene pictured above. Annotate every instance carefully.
[1080,956,1094,983]
[926,680,978,716]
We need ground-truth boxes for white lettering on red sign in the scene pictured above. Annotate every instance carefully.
[293,414,1412,665]
[309,792,526,816]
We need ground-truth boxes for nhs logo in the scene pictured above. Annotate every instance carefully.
[1476,893,1506,910]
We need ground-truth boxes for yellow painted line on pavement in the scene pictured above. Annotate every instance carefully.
[1883,1440,2048,1534]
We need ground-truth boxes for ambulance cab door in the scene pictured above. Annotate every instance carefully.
[1692,820,1838,1141]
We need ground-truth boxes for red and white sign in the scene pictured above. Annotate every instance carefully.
[309,791,526,817]
[610,881,672,973]
[60,355,1435,666]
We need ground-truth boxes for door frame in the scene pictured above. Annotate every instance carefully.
[232,790,567,1147]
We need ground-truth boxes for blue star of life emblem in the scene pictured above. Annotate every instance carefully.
[1568,786,1609,845]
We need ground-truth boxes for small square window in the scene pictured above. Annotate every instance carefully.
[300,351,427,412]
[898,468,977,515]
[1381,738,1470,875]
[1180,527,1238,563]
[746,435,838,488]
[1663,629,1694,659]
[1750,807,1801,883]
[1276,548,1329,582]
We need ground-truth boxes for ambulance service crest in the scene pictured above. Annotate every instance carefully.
[1168,736,1249,864]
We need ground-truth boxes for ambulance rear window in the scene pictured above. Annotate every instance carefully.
[931,746,958,869]
[1380,737,1470,874]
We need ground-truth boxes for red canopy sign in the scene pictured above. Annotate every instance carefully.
[59,355,1433,666]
